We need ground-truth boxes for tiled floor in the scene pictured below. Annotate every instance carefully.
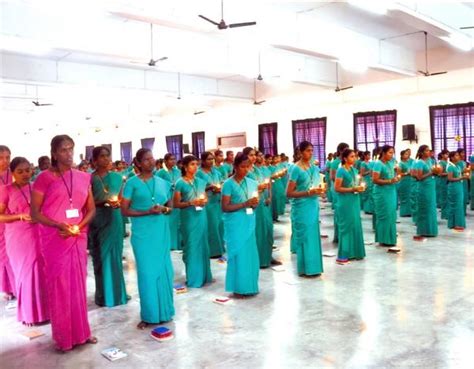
[1,203,473,369]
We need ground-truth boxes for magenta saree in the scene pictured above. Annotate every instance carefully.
[0,183,49,324]
[33,169,92,350]
[0,170,15,295]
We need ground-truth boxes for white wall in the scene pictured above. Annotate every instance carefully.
[2,67,473,164]
[132,67,474,159]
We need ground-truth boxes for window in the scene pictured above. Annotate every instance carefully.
[166,134,183,160]
[292,117,327,169]
[120,142,132,164]
[192,131,205,158]
[430,102,474,154]
[258,123,278,155]
[141,137,155,151]
[85,145,94,161]
[354,110,397,153]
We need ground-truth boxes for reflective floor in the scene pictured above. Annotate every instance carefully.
[1,203,473,369]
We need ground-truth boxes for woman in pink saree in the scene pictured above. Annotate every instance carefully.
[31,135,97,351]
[0,157,49,325]
[0,145,15,300]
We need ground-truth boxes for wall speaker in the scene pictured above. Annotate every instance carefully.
[183,143,190,153]
[402,124,416,141]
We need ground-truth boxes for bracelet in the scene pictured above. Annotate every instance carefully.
[19,214,23,221]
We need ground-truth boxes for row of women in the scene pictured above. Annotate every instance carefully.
[325,143,473,264]
[1,135,471,352]
[0,136,290,351]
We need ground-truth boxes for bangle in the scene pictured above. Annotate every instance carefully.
[19,214,23,221]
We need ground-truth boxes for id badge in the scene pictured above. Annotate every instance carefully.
[246,208,253,215]
[195,206,203,212]
[66,208,80,219]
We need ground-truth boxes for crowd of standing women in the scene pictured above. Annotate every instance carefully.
[0,135,472,352]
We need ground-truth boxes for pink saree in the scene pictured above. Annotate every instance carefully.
[0,169,15,295]
[33,169,92,350]
[0,183,49,323]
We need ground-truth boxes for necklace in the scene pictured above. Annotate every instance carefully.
[16,182,32,206]
[95,171,109,194]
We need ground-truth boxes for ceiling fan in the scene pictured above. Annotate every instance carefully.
[253,79,265,105]
[334,63,353,92]
[460,26,474,30]
[131,24,168,67]
[199,0,256,30]
[256,51,263,81]
[32,101,53,106]
[32,86,53,106]
[418,31,447,77]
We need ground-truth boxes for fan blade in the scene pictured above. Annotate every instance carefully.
[229,21,257,28]
[32,101,53,106]
[428,71,447,76]
[460,26,474,29]
[335,86,353,92]
[198,15,220,26]
[418,70,447,77]
[148,56,168,67]
[254,100,266,105]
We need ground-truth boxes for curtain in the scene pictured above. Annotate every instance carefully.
[258,123,278,155]
[85,145,94,161]
[166,135,183,160]
[120,142,132,164]
[430,102,474,155]
[292,118,327,169]
[192,131,205,158]
[141,137,155,151]
[354,110,397,153]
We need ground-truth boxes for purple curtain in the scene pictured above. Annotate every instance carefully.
[258,123,278,155]
[354,110,396,153]
[120,142,132,164]
[141,137,155,151]
[192,131,205,158]
[292,118,327,169]
[166,135,183,160]
[430,102,474,155]
[85,145,94,161]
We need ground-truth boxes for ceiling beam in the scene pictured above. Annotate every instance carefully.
[0,53,254,101]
